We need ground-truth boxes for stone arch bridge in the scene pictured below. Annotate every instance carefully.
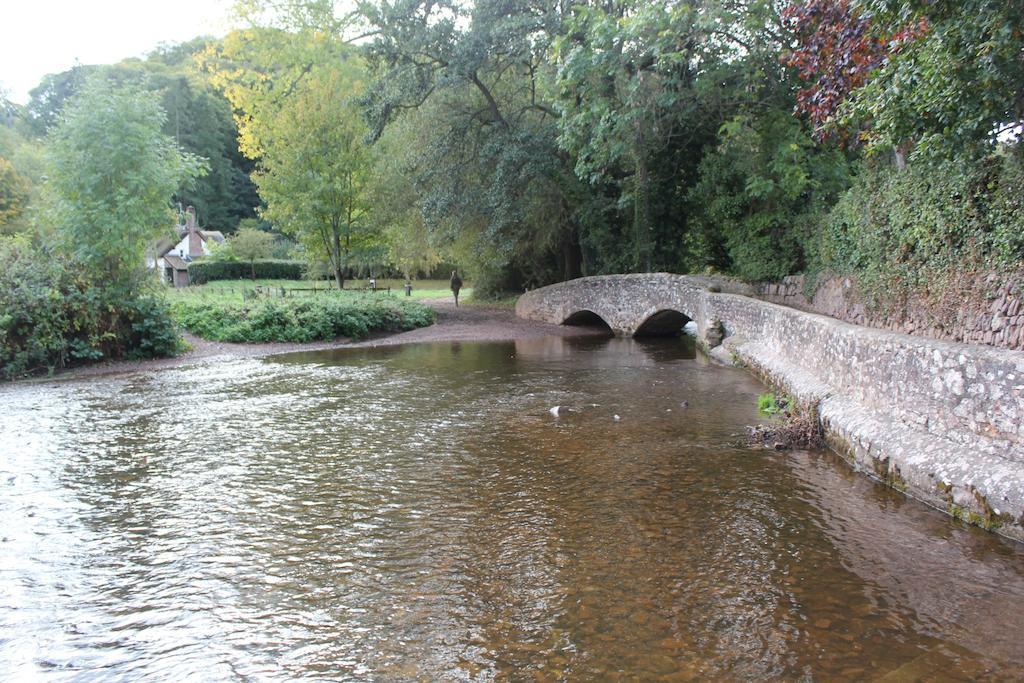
[515,273,1024,542]
[515,273,754,340]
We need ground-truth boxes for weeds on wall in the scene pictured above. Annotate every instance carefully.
[749,392,824,450]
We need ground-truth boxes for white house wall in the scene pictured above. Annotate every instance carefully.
[171,235,189,258]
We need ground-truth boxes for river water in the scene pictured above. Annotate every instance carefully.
[1,335,1023,681]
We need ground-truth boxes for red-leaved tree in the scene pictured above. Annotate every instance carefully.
[781,0,927,141]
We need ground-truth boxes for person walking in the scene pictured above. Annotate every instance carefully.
[450,270,463,307]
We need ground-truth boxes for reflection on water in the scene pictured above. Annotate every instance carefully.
[1,336,1023,680]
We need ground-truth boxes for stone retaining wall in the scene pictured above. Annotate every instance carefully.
[517,274,1024,541]
[759,274,1024,351]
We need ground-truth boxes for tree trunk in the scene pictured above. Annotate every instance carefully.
[894,147,907,170]
[634,90,653,272]
[332,221,344,290]
[563,228,582,281]
[634,152,652,272]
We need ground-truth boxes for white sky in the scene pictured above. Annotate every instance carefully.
[0,0,235,104]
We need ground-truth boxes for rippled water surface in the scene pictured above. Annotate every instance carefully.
[2,335,1024,681]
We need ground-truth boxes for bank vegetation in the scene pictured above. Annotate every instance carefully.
[1,0,1021,377]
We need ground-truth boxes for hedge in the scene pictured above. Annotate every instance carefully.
[170,294,436,343]
[188,259,306,283]
[812,153,1024,300]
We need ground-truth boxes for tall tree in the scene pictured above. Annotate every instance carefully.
[366,114,442,279]
[45,77,205,288]
[255,62,375,288]
[0,158,28,232]
[554,0,692,270]
[554,0,787,272]
[204,29,378,288]
[25,65,97,135]
[686,111,852,279]
[24,48,259,232]
[359,0,588,290]
[783,0,1021,159]
[0,98,47,237]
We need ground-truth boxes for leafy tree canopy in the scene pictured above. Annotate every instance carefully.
[358,0,592,288]
[203,21,382,288]
[0,157,29,232]
[44,77,206,287]
[24,46,259,232]
[785,0,1024,159]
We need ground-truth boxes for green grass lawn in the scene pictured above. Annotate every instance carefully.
[165,278,471,302]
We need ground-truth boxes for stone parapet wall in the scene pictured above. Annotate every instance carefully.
[759,274,1024,351]
[517,273,1024,541]
[708,293,1023,457]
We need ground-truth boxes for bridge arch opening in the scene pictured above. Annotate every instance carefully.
[562,310,613,332]
[634,309,691,337]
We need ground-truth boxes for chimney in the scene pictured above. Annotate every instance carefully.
[186,206,202,258]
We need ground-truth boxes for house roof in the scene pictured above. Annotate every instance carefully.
[199,230,226,244]
[163,254,189,270]
[151,237,178,258]
[152,228,226,259]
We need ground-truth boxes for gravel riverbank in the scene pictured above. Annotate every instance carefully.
[50,298,604,381]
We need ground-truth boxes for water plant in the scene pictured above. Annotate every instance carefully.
[757,393,784,416]
[750,392,822,450]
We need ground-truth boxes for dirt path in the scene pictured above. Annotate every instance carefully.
[351,299,603,347]
[52,298,602,381]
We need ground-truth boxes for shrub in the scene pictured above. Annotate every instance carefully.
[811,152,1024,311]
[170,294,435,343]
[123,295,182,359]
[187,259,307,283]
[0,237,73,378]
[0,237,182,379]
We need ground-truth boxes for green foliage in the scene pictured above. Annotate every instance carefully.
[26,65,96,135]
[687,113,853,280]
[0,157,28,229]
[758,393,783,416]
[204,28,382,287]
[188,259,307,283]
[15,0,1015,308]
[206,221,293,262]
[228,226,277,274]
[554,0,789,274]
[122,294,184,359]
[555,0,712,265]
[253,58,376,286]
[0,79,201,377]
[25,50,260,232]
[359,0,588,291]
[44,77,205,287]
[142,64,260,231]
[840,0,1024,158]
[0,237,72,377]
[171,294,435,342]
[0,237,182,379]
[367,116,442,280]
[813,151,1024,310]
[0,110,46,237]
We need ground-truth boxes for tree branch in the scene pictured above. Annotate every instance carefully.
[469,71,509,129]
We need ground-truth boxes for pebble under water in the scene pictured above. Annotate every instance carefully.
[2,335,1024,680]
